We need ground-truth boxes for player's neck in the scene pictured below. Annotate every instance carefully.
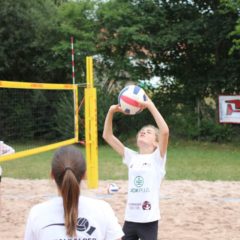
[139,146,155,154]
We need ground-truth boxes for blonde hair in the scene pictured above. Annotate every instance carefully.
[137,124,160,142]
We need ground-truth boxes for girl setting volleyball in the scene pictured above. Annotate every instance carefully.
[103,90,169,240]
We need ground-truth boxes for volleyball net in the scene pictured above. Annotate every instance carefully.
[0,80,78,160]
[0,57,98,188]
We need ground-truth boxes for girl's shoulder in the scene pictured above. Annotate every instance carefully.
[124,147,138,155]
[80,196,111,208]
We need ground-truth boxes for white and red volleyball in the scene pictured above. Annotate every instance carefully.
[118,85,147,115]
[108,183,119,194]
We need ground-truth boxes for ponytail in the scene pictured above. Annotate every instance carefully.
[62,169,80,236]
[51,146,86,237]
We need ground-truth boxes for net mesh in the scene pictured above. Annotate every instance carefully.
[0,87,76,153]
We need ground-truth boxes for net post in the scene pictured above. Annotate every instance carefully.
[74,85,79,143]
[85,56,98,189]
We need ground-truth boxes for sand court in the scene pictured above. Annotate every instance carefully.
[0,178,240,240]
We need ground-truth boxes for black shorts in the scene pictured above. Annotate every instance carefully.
[122,220,158,240]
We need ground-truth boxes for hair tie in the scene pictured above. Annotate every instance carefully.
[64,167,73,174]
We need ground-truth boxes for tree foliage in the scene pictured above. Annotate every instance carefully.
[0,0,239,142]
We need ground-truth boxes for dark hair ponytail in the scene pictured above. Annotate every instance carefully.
[52,146,86,237]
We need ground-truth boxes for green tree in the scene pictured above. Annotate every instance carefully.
[51,0,98,84]
[96,0,240,141]
[0,0,58,82]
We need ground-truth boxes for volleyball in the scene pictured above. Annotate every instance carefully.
[108,183,119,194]
[118,85,147,115]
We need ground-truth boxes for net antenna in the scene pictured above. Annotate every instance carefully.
[71,37,79,144]
[71,36,76,85]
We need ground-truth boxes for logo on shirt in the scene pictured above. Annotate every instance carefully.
[129,202,142,210]
[43,217,96,237]
[142,162,151,167]
[142,201,151,210]
[77,218,96,235]
[134,176,144,187]
[130,176,150,193]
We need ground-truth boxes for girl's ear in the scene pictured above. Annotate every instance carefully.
[82,171,87,180]
[153,141,158,148]
[50,170,54,180]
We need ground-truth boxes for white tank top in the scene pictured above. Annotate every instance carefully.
[123,147,166,223]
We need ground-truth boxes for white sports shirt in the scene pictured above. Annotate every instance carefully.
[24,196,124,240]
[123,147,166,223]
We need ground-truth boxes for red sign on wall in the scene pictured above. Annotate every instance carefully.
[218,95,240,124]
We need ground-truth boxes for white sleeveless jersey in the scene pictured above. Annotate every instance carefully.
[123,147,166,223]
[24,196,124,240]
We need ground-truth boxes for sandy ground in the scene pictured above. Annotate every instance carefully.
[0,178,240,240]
